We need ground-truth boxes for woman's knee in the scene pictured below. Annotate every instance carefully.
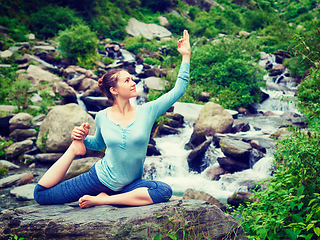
[33,184,47,205]
[148,181,172,204]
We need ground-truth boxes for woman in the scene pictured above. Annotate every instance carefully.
[34,30,191,208]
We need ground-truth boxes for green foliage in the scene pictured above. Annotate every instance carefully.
[141,0,174,12]
[58,23,99,68]
[7,234,24,240]
[164,12,190,35]
[0,16,29,43]
[0,166,9,176]
[8,79,33,111]
[28,5,83,39]
[0,138,13,158]
[190,37,264,109]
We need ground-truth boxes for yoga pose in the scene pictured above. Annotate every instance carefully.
[34,30,191,208]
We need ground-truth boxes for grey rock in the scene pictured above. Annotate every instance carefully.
[0,50,13,59]
[187,139,211,173]
[9,113,32,131]
[5,139,34,159]
[0,160,20,170]
[10,183,37,200]
[0,200,247,240]
[63,157,100,180]
[0,172,34,188]
[219,137,252,162]
[9,128,38,141]
[144,76,168,91]
[34,153,63,162]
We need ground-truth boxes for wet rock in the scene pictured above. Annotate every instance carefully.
[217,157,249,173]
[147,144,161,156]
[81,96,113,112]
[249,140,266,153]
[185,129,206,150]
[183,188,226,211]
[36,103,96,153]
[158,124,180,135]
[165,112,184,123]
[203,165,229,181]
[63,157,100,180]
[250,148,265,167]
[227,191,257,208]
[10,183,37,200]
[0,160,20,170]
[187,139,211,173]
[5,139,34,159]
[0,172,34,188]
[194,102,234,136]
[232,120,250,133]
[78,78,98,92]
[270,127,291,140]
[9,113,32,132]
[144,76,168,90]
[0,200,247,240]
[219,138,252,162]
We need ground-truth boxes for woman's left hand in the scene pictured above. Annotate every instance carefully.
[177,30,191,56]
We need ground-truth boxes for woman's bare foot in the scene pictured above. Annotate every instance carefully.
[70,140,86,156]
[79,192,109,208]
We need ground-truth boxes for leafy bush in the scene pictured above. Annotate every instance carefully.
[140,0,174,12]
[0,16,28,43]
[28,5,83,39]
[8,78,33,111]
[58,23,99,68]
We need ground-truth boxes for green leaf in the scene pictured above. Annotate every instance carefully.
[297,186,305,197]
[307,223,314,231]
[314,227,320,237]
[260,228,267,240]
[154,234,163,240]
[156,214,162,219]
[285,229,297,240]
[298,203,304,210]
[168,233,177,240]
[289,201,295,210]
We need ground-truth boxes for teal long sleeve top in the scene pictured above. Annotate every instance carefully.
[83,62,190,191]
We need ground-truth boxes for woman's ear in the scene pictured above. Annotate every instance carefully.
[109,87,118,96]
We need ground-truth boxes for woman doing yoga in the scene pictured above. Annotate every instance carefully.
[34,30,191,208]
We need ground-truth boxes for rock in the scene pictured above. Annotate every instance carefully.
[227,192,257,208]
[5,139,34,159]
[0,114,13,136]
[219,137,252,162]
[144,77,168,90]
[203,165,229,181]
[34,153,63,162]
[280,112,301,119]
[26,64,61,85]
[198,92,210,102]
[187,139,211,173]
[158,124,180,135]
[9,129,38,141]
[183,188,226,211]
[10,183,37,200]
[78,78,98,92]
[36,103,96,153]
[263,110,276,116]
[270,127,291,140]
[185,129,206,150]
[250,148,265,167]
[183,0,224,11]
[217,157,249,173]
[0,160,20,170]
[52,82,77,104]
[0,172,34,188]
[146,144,161,156]
[194,102,234,136]
[81,96,113,112]
[0,200,247,240]
[239,30,250,38]
[158,16,170,27]
[0,50,13,59]
[33,46,55,52]
[125,18,172,40]
[165,112,184,123]
[26,33,35,40]
[232,119,250,133]
[63,157,100,180]
[249,140,266,153]
[9,113,32,132]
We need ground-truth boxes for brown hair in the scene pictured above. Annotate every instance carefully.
[98,68,124,100]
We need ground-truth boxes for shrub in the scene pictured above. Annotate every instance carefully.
[8,78,33,111]
[58,23,99,68]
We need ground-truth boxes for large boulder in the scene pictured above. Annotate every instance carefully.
[219,137,252,162]
[25,65,61,86]
[5,139,34,159]
[36,103,96,153]
[0,200,248,240]
[194,102,234,136]
[125,18,172,40]
[63,157,100,180]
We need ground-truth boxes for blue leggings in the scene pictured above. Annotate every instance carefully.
[34,166,172,205]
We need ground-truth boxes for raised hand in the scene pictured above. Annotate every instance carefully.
[71,123,91,141]
[177,30,191,56]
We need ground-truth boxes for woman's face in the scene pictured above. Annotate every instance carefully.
[114,71,137,99]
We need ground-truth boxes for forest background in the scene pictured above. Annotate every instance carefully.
[0,0,319,239]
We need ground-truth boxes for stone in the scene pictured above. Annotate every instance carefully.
[144,76,168,91]
[78,78,98,91]
[158,124,180,135]
[0,200,247,239]
[26,33,35,40]
[217,157,249,173]
[0,50,13,59]
[239,30,250,38]
[227,192,257,208]
[0,114,13,136]
[36,103,96,153]
[0,160,20,170]
[203,165,229,181]
[219,137,252,162]
[146,144,161,156]
[10,183,37,200]
[34,153,63,162]
[33,46,55,51]
[0,172,34,188]
[63,157,100,180]
[250,148,265,167]
[185,129,207,150]
[126,18,172,40]
[9,113,32,131]
[187,139,211,173]
[5,139,34,159]
[232,119,250,133]
[270,127,291,140]
[9,128,38,141]
[194,102,234,136]
[25,64,61,85]
[158,16,170,27]
[52,82,77,104]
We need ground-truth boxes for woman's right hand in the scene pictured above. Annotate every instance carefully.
[71,123,91,141]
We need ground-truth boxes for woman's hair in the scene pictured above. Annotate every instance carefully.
[98,68,124,100]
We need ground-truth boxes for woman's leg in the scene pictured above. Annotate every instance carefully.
[34,165,115,205]
[78,179,172,208]
[37,140,86,188]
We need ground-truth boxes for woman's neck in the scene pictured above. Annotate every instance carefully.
[111,99,134,115]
